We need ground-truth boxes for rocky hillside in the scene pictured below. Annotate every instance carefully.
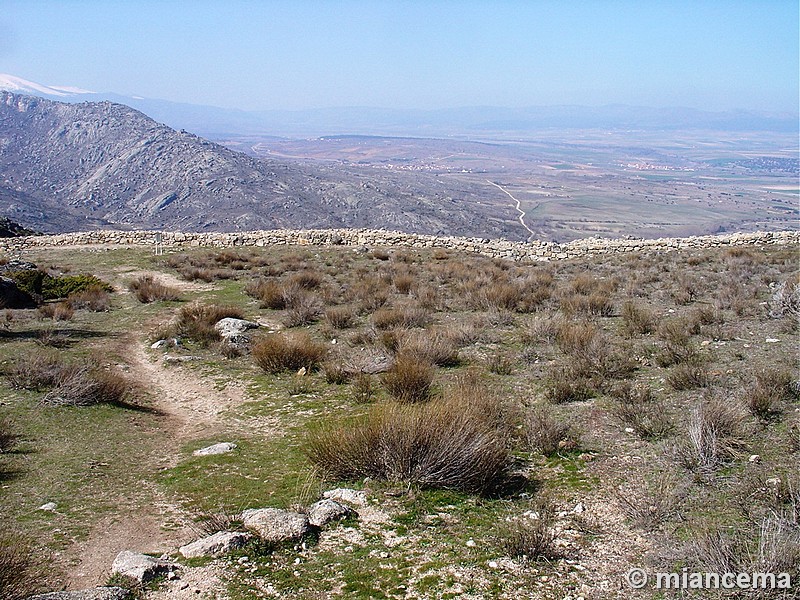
[0,92,515,236]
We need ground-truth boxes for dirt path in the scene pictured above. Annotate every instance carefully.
[66,340,249,590]
[486,180,537,237]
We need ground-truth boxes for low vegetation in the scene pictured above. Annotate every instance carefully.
[0,241,797,598]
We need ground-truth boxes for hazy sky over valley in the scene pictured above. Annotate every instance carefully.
[1,0,797,113]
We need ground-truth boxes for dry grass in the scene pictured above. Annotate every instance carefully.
[380,354,435,403]
[129,275,182,303]
[283,290,323,328]
[0,528,44,600]
[324,305,356,329]
[745,368,795,419]
[41,367,133,407]
[495,496,559,561]
[4,350,75,391]
[65,287,111,312]
[252,332,328,374]
[678,393,750,472]
[396,329,459,367]
[620,299,654,336]
[306,395,512,495]
[174,302,245,345]
[609,382,673,440]
[526,405,579,456]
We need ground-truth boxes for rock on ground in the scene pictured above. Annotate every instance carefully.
[241,508,311,543]
[192,442,237,456]
[307,499,353,528]
[323,488,368,507]
[214,318,259,338]
[110,550,174,583]
[179,531,252,559]
[28,587,131,600]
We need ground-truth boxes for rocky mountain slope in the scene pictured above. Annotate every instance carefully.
[0,92,515,236]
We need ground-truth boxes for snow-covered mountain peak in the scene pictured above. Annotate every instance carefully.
[0,74,95,97]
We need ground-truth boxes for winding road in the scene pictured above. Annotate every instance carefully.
[486,180,536,237]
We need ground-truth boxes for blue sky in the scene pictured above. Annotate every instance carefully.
[1,0,797,112]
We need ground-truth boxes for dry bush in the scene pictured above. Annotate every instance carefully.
[351,278,390,313]
[38,302,74,321]
[746,368,796,419]
[323,360,351,385]
[371,305,430,330]
[487,353,514,375]
[609,382,673,440]
[0,419,16,454]
[656,318,702,367]
[65,287,111,312]
[446,317,488,347]
[380,354,435,403]
[0,528,44,600]
[495,496,558,561]
[545,362,594,404]
[352,373,375,404]
[4,350,75,391]
[526,405,578,456]
[371,248,390,261]
[678,393,749,472]
[41,367,132,407]
[175,303,245,345]
[482,282,523,312]
[396,329,459,367]
[129,275,182,303]
[283,290,323,328]
[769,273,800,326]
[287,270,323,290]
[324,305,357,329]
[305,395,512,495]
[393,272,415,295]
[191,511,244,537]
[486,307,516,327]
[413,284,439,311]
[671,274,701,305]
[252,332,327,374]
[560,290,614,317]
[667,361,711,391]
[616,471,687,530]
[790,422,800,453]
[245,279,288,309]
[620,299,654,336]
[524,314,565,345]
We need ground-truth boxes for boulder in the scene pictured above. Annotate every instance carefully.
[214,318,259,339]
[306,499,353,528]
[0,276,37,308]
[110,551,174,583]
[193,442,237,457]
[28,588,130,600]
[241,508,311,543]
[323,488,368,508]
[178,531,251,559]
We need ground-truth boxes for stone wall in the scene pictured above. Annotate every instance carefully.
[0,228,797,261]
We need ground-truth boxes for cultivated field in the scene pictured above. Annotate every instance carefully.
[1,240,798,599]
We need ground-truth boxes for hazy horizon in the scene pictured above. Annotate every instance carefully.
[1,1,797,115]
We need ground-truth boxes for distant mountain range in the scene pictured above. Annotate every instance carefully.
[2,74,796,139]
[0,91,516,235]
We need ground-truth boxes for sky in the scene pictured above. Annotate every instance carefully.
[1,0,797,113]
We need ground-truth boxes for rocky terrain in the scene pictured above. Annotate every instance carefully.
[0,92,516,238]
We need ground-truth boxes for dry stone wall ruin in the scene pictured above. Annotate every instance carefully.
[0,228,797,261]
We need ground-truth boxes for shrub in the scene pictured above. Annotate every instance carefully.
[620,299,654,336]
[769,274,800,323]
[41,367,132,407]
[746,368,796,419]
[175,303,245,345]
[324,305,356,329]
[0,419,16,454]
[495,496,558,560]
[487,353,514,375]
[545,363,594,404]
[352,373,375,404]
[39,302,74,321]
[245,279,289,309]
[65,287,111,311]
[287,270,323,289]
[129,275,182,303]
[609,382,673,440]
[526,405,578,456]
[4,350,73,391]
[252,332,327,374]
[397,329,459,367]
[0,529,43,600]
[393,273,415,294]
[381,354,435,403]
[667,362,711,391]
[323,361,351,385]
[306,396,512,495]
[371,306,430,330]
[616,471,687,530]
[283,291,323,328]
[678,393,749,472]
